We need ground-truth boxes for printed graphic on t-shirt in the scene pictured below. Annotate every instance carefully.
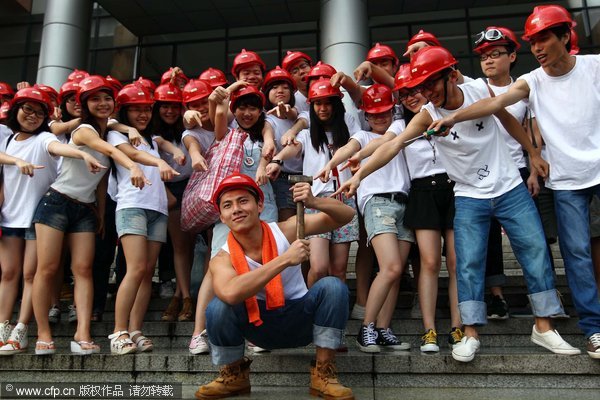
[477,165,491,180]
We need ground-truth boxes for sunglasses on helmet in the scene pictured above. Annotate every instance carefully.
[474,28,505,46]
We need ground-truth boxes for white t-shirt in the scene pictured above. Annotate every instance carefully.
[181,127,215,154]
[298,111,361,135]
[265,115,302,173]
[107,130,168,216]
[159,138,192,182]
[51,124,110,203]
[488,80,527,169]
[519,55,600,190]
[422,79,521,198]
[0,127,60,227]
[296,129,352,197]
[294,91,309,114]
[222,222,308,301]
[390,119,447,180]
[352,128,411,214]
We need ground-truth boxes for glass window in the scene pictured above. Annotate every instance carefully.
[176,41,226,77]
[139,45,174,81]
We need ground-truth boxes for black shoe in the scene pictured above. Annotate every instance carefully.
[356,322,380,353]
[487,295,509,320]
[375,327,410,351]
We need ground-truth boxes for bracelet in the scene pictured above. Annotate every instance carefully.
[269,159,283,165]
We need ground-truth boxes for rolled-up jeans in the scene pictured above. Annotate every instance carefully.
[553,184,600,338]
[454,183,563,326]
[206,276,349,365]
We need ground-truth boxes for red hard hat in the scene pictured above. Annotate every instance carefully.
[0,101,11,120]
[161,67,189,85]
[182,79,213,104]
[117,84,154,107]
[77,75,116,104]
[473,26,522,54]
[361,84,395,114]
[366,43,399,66]
[281,51,313,72]
[59,81,80,103]
[407,30,442,49]
[212,173,264,209]
[34,84,59,103]
[308,77,343,102]
[408,47,458,88]
[199,68,228,88]
[12,87,54,116]
[393,63,412,91]
[231,49,267,77]
[229,85,266,112]
[154,83,183,103]
[136,77,157,93]
[67,69,90,83]
[105,75,124,92]
[303,61,337,82]
[262,66,297,91]
[569,28,580,55]
[522,5,575,41]
[0,82,15,98]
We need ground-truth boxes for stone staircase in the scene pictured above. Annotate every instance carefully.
[1,238,600,400]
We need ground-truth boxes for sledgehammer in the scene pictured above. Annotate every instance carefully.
[288,175,313,239]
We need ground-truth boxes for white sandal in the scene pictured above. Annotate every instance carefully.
[130,330,153,352]
[108,331,136,355]
[71,340,100,355]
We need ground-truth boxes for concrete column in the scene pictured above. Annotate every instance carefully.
[320,0,369,112]
[36,0,93,89]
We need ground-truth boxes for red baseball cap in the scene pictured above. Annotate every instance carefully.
[212,173,264,209]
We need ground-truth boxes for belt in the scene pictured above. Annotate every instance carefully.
[373,192,408,204]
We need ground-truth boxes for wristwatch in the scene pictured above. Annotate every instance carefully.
[269,159,283,165]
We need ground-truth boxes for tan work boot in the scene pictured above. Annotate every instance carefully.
[195,357,252,399]
[309,359,354,400]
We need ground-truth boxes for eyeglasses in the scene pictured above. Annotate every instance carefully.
[397,88,420,101]
[479,50,509,61]
[66,96,77,104]
[20,104,46,118]
[290,62,311,75]
[128,106,152,114]
[412,74,447,93]
[474,28,505,46]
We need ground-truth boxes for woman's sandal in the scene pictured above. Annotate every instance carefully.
[130,330,153,353]
[108,331,137,355]
[71,340,101,355]
[35,340,56,355]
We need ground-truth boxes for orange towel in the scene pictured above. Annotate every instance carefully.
[228,221,285,326]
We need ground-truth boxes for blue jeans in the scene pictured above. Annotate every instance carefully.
[554,184,600,337]
[206,276,348,365]
[454,184,563,325]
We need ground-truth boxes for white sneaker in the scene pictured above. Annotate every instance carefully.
[159,280,176,299]
[48,305,61,324]
[0,321,12,347]
[247,341,269,353]
[350,304,365,320]
[451,336,480,362]
[0,324,28,355]
[68,304,77,323]
[531,325,581,355]
[189,330,210,355]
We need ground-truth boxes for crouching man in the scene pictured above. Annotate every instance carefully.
[195,173,355,400]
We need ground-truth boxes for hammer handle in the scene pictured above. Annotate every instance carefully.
[296,201,305,239]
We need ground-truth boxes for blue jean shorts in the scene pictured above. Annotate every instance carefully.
[1,225,36,240]
[32,189,97,233]
[305,194,359,244]
[115,208,168,243]
[363,194,415,245]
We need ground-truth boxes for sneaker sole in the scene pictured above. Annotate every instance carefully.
[420,344,440,353]
[451,350,476,362]
[189,348,210,355]
[357,344,381,353]
[531,337,581,355]
[380,344,411,351]
[487,314,509,320]
[587,351,600,359]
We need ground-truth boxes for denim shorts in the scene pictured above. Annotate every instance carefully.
[32,189,97,233]
[115,208,168,243]
[271,172,299,210]
[363,195,415,245]
[305,194,359,244]
[1,225,36,240]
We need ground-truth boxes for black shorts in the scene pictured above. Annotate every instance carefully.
[166,178,189,210]
[405,173,455,230]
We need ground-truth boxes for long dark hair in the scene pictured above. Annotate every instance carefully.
[118,105,154,149]
[232,94,266,143]
[309,96,349,153]
[263,81,296,110]
[148,101,184,144]
[6,102,50,135]
[59,94,78,122]
[79,89,114,139]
